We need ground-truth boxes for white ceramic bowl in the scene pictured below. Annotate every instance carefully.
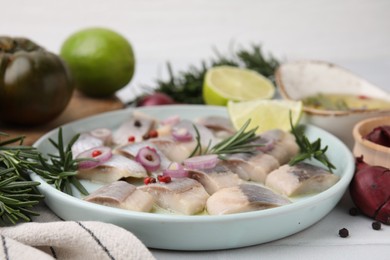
[31,105,355,250]
[276,60,390,148]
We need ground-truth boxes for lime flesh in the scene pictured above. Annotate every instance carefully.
[227,99,303,134]
[203,66,275,106]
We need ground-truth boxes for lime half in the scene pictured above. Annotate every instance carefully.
[227,99,303,134]
[203,66,275,106]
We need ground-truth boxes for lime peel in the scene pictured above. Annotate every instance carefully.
[60,27,135,97]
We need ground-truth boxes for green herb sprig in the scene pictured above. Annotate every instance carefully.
[141,44,280,104]
[190,119,261,158]
[0,132,44,225]
[288,113,336,172]
[34,128,89,196]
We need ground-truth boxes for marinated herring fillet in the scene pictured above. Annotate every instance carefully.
[258,129,299,165]
[150,137,197,163]
[188,164,243,194]
[196,116,236,134]
[114,141,172,171]
[149,119,221,162]
[221,152,280,183]
[265,162,340,197]
[77,154,148,183]
[72,133,104,158]
[112,111,157,145]
[139,178,209,215]
[206,184,291,215]
[84,181,154,212]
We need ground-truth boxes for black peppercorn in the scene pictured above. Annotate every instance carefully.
[372,221,381,230]
[134,120,142,127]
[349,207,359,216]
[338,228,349,238]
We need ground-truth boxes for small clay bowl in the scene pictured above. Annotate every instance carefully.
[353,116,390,168]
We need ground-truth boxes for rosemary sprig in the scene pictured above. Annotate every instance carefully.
[34,128,89,196]
[141,44,280,104]
[288,112,336,172]
[0,132,44,225]
[190,119,261,158]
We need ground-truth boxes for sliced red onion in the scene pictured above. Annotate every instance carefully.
[163,162,189,178]
[76,146,113,170]
[90,128,112,144]
[171,127,193,142]
[161,115,180,126]
[135,146,161,172]
[183,154,219,170]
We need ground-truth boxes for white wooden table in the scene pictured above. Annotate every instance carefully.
[2,1,390,259]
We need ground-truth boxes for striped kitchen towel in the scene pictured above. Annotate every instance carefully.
[0,221,155,260]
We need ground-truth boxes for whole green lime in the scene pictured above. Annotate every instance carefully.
[60,27,135,97]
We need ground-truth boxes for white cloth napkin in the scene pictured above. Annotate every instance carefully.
[0,219,155,260]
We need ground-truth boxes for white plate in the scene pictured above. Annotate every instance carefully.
[31,105,355,250]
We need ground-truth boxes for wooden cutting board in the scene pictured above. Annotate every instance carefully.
[0,90,125,145]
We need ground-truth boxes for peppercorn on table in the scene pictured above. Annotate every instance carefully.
[2,1,390,259]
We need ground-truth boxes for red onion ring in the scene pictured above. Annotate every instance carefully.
[183,154,219,170]
[135,146,161,172]
[172,127,193,142]
[76,146,113,170]
[163,162,189,178]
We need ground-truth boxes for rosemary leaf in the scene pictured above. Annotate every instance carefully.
[0,134,44,226]
[139,44,280,104]
[288,111,336,172]
[70,177,89,196]
[189,119,262,158]
[33,128,89,196]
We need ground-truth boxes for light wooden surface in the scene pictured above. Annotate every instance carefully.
[0,90,124,145]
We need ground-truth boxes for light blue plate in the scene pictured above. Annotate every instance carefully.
[31,105,355,250]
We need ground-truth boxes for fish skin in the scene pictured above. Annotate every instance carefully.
[265,162,340,197]
[196,116,236,134]
[206,184,291,215]
[188,164,243,194]
[77,154,148,184]
[84,181,154,212]
[139,178,209,215]
[221,152,280,183]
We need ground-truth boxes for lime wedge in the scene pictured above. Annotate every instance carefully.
[227,99,303,134]
[203,66,275,106]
